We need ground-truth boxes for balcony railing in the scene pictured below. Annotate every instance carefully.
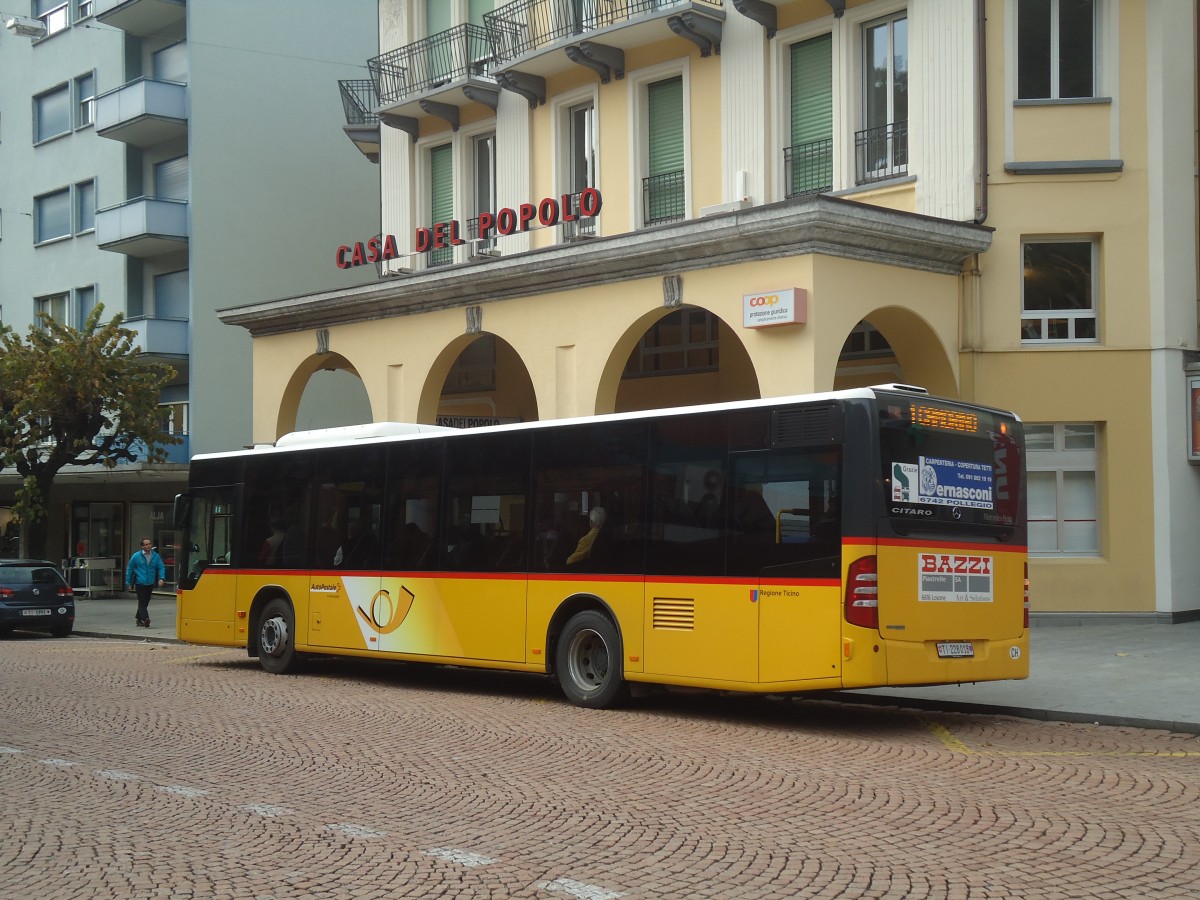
[94,77,188,146]
[125,315,188,356]
[486,0,722,63]
[339,79,379,126]
[855,120,908,185]
[784,137,833,199]
[95,197,189,257]
[642,170,685,226]
[369,24,494,105]
[561,190,598,240]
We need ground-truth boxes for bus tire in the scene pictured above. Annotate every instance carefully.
[556,610,628,709]
[258,598,298,674]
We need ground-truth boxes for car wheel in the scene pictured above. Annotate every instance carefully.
[555,610,628,709]
[258,598,299,674]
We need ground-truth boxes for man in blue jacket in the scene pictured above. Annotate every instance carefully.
[125,537,165,628]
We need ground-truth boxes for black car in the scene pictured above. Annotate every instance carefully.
[0,560,75,638]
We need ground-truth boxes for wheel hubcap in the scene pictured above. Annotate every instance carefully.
[261,615,288,656]
[567,628,609,692]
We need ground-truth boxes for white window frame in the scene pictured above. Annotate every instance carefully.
[552,84,600,242]
[36,0,69,36]
[74,0,93,22]
[1014,0,1099,102]
[1021,237,1099,344]
[159,401,189,436]
[1026,423,1100,557]
[772,20,840,201]
[75,179,95,234]
[35,292,69,326]
[75,71,96,129]
[628,57,690,229]
[73,284,97,327]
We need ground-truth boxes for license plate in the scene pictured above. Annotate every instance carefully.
[936,641,974,658]
[21,609,51,617]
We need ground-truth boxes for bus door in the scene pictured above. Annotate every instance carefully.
[729,450,843,684]
[177,486,238,646]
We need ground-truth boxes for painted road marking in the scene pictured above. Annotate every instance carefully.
[423,848,497,867]
[95,770,138,781]
[40,758,76,767]
[923,719,1200,757]
[243,804,295,818]
[0,747,23,754]
[536,878,625,900]
[161,785,211,798]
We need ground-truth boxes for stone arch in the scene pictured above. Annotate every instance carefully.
[831,306,958,398]
[417,332,539,426]
[275,352,373,439]
[596,305,761,414]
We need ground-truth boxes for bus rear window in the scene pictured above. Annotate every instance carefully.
[878,399,1023,534]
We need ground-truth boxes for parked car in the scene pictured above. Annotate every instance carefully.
[0,560,74,638]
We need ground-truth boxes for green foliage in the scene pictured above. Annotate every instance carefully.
[0,305,180,552]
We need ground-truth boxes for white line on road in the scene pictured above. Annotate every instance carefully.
[0,747,23,754]
[242,803,295,818]
[95,770,138,781]
[161,785,211,798]
[423,847,497,867]
[536,878,625,900]
[40,758,76,767]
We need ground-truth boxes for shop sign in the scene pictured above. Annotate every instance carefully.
[742,288,807,328]
[335,189,603,270]
[435,415,522,429]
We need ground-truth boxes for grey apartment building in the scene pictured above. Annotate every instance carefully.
[0,0,378,584]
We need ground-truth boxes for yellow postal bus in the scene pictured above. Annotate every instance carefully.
[174,386,1028,708]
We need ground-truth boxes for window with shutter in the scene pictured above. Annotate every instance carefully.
[787,35,832,197]
[429,144,454,267]
[645,77,684,225]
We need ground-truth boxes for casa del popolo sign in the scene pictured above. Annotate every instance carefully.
[335,188,604,270]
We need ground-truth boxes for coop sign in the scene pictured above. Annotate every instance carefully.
[335,188,604,269]
[742,287,808,328]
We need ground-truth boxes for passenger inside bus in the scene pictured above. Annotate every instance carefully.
[566,506,606,565]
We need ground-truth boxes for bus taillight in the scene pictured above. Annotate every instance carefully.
[1024,561,1030,629]
[846,556,879,630]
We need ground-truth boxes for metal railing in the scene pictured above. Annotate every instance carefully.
[561,190,598,240]
[784,137,832,198]
[369,24,494,105]
[485,0,722,63]
[339,79,380,126]
[854,120,908,185]
[467,216,498,254]
[642,170,685,225]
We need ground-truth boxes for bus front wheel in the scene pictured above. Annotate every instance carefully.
[258,598,298,674]
[556,610,628,709]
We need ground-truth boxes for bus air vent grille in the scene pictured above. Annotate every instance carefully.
[652,597,695,631]
[771,405,843,446]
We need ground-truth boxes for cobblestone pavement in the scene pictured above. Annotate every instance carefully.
[1,635,1198,900]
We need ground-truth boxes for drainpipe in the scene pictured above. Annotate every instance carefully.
[974,0,989,224]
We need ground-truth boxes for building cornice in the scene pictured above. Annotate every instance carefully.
[218,195,993,337]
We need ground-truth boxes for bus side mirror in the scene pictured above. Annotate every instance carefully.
[173,493,192,529]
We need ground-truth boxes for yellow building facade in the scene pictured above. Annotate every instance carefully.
[222,0,1199,621]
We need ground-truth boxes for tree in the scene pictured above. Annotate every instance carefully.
[0,305,180,558]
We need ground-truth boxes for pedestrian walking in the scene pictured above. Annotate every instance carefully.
[124,538,165,628]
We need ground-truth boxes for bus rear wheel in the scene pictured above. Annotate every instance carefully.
[556,610,628,709]
[258,598,298,674]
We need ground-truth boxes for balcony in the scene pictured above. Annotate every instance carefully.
[784,137,832,199]
[485,0,724,84]
[94,0,185,37]
[95,78,188,147]
[96,197,189,257]
[338,79,381,163]
[368,24,500,126]
[125,316,188,357]
[855,120,908,186]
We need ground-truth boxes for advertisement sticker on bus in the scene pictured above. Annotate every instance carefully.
[890,457,993,509]
[918,554,994,603]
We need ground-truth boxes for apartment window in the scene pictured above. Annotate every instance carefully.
[857,12,908,184]
[74,285,96,326]
[1021,239,1097,343]
[36,0,69,36]
[644,76,685,225]
[787,34,833,198]
[624,308,719,377]
[75,179,94,233]
[1017,0,1095,100]
[75,0,93,21]
[35,85,71,142]
[428,143,454,267]
[75,72,95,128]
[154,270,189,319]
[840,321,894,359]
[154,156,189,200]
[159,402,188,436]
[1027,423,1098,555]
[469,132,496,253]
[34,188,71,243]
[564,100,597,239]
[35,292,69,325]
